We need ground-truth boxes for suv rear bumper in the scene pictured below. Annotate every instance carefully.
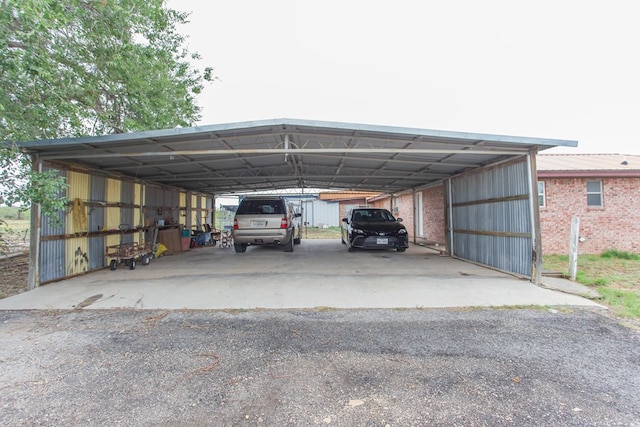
[232,228,293,246]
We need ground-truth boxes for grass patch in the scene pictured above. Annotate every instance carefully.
[601,250,640,261]
[543,250,640,319]
[597,288,640,318]
[302,226,341,239]
[0,206,30,221]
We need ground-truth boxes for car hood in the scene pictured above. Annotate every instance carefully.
[352,221,406,233]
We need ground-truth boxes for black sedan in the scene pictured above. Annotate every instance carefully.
[341,208,409,252]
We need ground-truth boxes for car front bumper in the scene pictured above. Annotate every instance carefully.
[350,235,409,250]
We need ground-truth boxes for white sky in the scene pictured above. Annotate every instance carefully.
[168,0,639,155]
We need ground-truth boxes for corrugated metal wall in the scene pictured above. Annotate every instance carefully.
[449,159,533,277]
[40,167,67,283]
[120,180,134,244]
[144,184,188,226]
[89,176,106,270]
[65,172,90,277]
[35,165,210,286]
[301,199,340,227]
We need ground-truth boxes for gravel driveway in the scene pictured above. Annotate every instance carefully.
[1,308,639,426]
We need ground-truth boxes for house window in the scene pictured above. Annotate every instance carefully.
[586,180,603,207]
[537,181,546,207]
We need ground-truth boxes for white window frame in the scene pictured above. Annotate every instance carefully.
[537,181,546,208]
[586,180,603,207]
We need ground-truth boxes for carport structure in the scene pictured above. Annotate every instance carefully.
[19,118,577,286]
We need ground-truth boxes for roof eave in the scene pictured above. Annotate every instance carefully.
[537,170,640,178]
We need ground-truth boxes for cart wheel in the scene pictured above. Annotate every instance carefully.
[129,259,136,270]
[142,255,150,266]
[109,259,118,271]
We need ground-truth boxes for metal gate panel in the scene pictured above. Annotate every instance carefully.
[449,159,533,277]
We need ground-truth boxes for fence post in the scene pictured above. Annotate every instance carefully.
[568,215,580,281]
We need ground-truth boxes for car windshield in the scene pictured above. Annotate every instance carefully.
[236,200,285,215]
[353,209,395,222]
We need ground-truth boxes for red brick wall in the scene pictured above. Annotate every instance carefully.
[396,194,414,238]
[540,177,640,254]
[368,199,389,209]
[423,185,446,245]
[366,186,447,246]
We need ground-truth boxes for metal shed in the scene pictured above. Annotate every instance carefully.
[17,118,577,287]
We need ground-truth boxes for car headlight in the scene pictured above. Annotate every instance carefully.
[398,229,407,234]
[353,228,365,235]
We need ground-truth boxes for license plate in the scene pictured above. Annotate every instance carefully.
[251,220,267,228]
[376,237,388,245]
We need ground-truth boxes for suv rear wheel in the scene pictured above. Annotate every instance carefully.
[284,238,294,252]
[234,243,247,253]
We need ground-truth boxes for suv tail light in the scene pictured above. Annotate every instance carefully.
[233,217,238,229]
[280,217,288,229]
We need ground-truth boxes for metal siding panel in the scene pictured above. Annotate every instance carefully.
[40,166,66,237]
[67,171,89,200]
[190,194,197,226]
[133,183,142,231]
[451,160,533,277]
[301,200,340,227]
[89,176,106,233]
[120,181,134,244]
[106,179,121,230]
[89,235,105,270]
[66,171,89,235]
[66,236,90,277]
[39,167,67,282]
[89,175,106,269]
[145,184,163,224]
[106,233,121,247]
[40,239,66,283]
[162,188,176,224]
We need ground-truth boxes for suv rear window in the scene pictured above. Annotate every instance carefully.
[236,199,286,215]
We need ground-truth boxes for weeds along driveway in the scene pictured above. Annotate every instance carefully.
[0,240,602,310]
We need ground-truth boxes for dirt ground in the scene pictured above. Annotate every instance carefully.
[0,253,29,299]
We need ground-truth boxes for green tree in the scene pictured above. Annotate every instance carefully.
[0,0,213,217]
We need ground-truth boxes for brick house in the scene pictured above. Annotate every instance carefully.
[537,154,640,255]
[350,154,640,256]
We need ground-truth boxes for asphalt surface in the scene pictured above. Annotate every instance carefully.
[1,308,639,426]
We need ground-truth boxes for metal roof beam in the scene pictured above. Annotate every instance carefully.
[41,147,527,160]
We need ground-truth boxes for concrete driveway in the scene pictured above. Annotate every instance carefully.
[0,240,602,310]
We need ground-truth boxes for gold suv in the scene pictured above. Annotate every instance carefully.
[232,196,302,253]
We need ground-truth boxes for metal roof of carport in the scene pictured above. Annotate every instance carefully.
[18,118,578,194]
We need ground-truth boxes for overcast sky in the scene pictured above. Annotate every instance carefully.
[168,0,639,155]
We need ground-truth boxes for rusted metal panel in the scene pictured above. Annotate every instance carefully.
[449,159,533,277]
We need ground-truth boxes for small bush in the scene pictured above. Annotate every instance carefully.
[601,250,640,261]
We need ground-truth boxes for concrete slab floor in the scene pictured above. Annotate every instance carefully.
[0,240,604,311]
